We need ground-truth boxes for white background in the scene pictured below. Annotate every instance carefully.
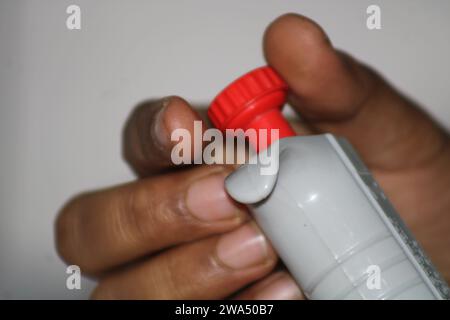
[0,0,449,299]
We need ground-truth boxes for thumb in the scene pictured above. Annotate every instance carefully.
[263,13,449,171]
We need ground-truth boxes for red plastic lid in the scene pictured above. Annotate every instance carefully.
[208,66,295,151]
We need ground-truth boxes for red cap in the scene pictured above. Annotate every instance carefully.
[208,66,295,151]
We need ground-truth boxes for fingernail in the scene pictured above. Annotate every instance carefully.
[151,97,171,150]
[186,173,243,222]
[216,224,271,269]
[255,273,303,300]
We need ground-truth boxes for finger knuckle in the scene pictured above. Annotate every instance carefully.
[115,182,170,245]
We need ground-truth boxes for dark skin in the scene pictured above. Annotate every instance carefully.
[55,14,450,299]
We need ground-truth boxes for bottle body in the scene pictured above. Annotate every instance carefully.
[225,134,449,299]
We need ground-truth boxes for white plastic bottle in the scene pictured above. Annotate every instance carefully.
[208,66,450,300]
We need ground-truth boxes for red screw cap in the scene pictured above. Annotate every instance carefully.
[208,66,295,151]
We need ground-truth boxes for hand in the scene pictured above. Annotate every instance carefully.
[263,14,450,281]
[55,13,450,299]
[55,95,302,299]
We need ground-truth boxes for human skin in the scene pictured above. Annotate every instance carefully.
[55,14,450,299]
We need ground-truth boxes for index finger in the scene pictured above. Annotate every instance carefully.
[123,96,207,177]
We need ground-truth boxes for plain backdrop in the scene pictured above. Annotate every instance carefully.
[0,0,449,299]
